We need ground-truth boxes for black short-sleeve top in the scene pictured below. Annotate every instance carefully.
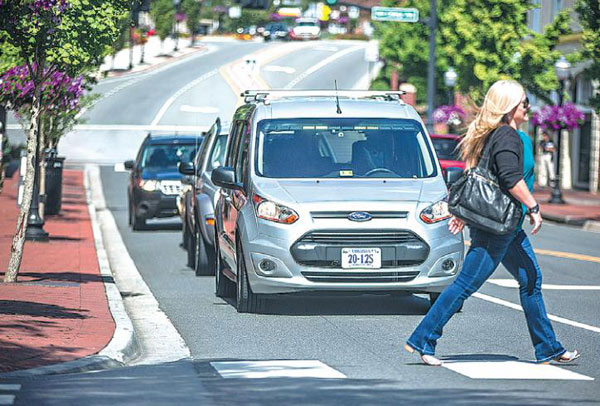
[482,125,524,189]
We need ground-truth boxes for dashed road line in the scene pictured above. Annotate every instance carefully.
[284,45,365,89]
[210,360,346,379]
[473,292,600,334]
[443,360,594,381]
[151,69,219,126]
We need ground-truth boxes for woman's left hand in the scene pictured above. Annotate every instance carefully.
[529,211,542,234]
[448,216,465,235]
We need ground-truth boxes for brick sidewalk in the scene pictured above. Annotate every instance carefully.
[534,186,600,226]
[0,171,114,373]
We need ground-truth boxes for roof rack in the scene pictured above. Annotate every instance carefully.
[242,90,406,104]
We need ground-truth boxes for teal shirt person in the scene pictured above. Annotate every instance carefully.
[518,130,535,230]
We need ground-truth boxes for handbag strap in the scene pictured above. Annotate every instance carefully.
[476,128,498,171]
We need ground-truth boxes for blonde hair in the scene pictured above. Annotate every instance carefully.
[460,80,524,168]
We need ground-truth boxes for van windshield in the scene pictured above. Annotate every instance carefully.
[255,118,437,178]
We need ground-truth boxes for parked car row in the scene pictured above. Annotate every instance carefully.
[235,18,322,42]
[124,91,466,314]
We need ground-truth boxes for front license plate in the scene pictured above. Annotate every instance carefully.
[341,248,381,269]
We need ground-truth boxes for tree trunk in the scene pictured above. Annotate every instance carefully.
[38,119,46,219]
[4,89,42,283]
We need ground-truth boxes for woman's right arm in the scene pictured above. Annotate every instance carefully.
[509,180,542,234]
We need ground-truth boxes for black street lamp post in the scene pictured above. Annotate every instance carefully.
[26,117,49,241]
[173,0,181,52]
[549,55,571,204]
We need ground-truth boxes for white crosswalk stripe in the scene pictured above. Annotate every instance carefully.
[211,360,346,379]
[0,395,15,406]
[488,278,600,290]
[442,360,594,381]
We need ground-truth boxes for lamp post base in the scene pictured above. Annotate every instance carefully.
[548,181,566,204]
[25,215,49,242]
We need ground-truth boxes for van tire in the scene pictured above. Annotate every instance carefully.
[236,243,266,313]
[195,226,215,276]
[215,232,235,298]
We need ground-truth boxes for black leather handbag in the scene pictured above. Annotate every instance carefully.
[448,130,523,235]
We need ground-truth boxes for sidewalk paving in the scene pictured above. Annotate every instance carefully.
[534,186,600,228]
[0,171,115,374]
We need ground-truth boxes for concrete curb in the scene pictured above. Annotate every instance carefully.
[101,44,206,79]
[0,166,139,379]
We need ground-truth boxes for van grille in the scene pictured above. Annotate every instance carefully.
[291,230,429,269]
[301,270,420,283]
[299,230,420,244]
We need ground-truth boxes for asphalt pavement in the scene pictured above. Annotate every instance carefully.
[1,39,598,405]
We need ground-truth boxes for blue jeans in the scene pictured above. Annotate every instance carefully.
[407,227,565,362]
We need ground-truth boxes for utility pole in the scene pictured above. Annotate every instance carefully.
[425,0,437,134]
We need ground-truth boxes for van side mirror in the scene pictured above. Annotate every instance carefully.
[445,167,463,187]
[211,166,243,191]
[124,160,135,170]
[178,161,195,176]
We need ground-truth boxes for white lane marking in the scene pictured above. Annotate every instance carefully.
[263,65,296,74]
[284,45,365,89]
[211,360,346,379]
[54,124,210,132]
[180,105,220,113]
[0,395,15,406]
[314,46,339,52]
[113,163,126,172]
[151,69,218,126]
[473,292,600,333]
[488,279,600,290]
[0,385,20,391]
[443,361,593,381]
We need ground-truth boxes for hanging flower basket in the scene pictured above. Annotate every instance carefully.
[532,103,585,131]
[433,105,466,126]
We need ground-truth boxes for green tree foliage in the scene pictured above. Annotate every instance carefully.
[181,0,202,43]
[0,0,128,282]
[375,0,572,105]
[374,0,450,105]
[150,0,176,42]
[575,0,600,113]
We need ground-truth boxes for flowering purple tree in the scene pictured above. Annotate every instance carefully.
[433,105,466,126]
[532,103,586,131]
[0,0,128,282]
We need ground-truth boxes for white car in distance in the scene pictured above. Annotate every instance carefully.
[290,18,321,40]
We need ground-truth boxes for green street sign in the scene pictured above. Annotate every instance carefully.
[371,7,419,23]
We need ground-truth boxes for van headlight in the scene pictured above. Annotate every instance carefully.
[139,179,159,192]
[252,194,299,224]
[420,200,451,224]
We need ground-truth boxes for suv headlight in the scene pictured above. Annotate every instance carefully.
[252,194,299,224]
[139,179,159,192]
[420,200,451,224]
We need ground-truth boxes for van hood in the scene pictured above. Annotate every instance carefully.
[255,179,427,204]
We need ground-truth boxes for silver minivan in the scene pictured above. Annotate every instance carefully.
[212,90,464,313]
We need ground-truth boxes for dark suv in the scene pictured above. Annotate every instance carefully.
[178,119,229,275]
[125,133,204,230]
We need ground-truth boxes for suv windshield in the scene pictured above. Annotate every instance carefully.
[255,118,437,178]
[141,143,199,170]
[432,138,460,161]
[297,21,317,27]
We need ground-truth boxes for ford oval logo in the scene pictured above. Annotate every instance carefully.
[348,211,372,222]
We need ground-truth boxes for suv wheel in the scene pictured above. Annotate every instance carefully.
[130,202,145,231]
[236,243,267,313]
[186,226,196,268]
[215,231,235,298]
[194,226,215,276]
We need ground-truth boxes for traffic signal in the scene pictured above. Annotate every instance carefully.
[325,0,337,5]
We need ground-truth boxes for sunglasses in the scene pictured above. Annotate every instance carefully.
[522,97,530,110]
